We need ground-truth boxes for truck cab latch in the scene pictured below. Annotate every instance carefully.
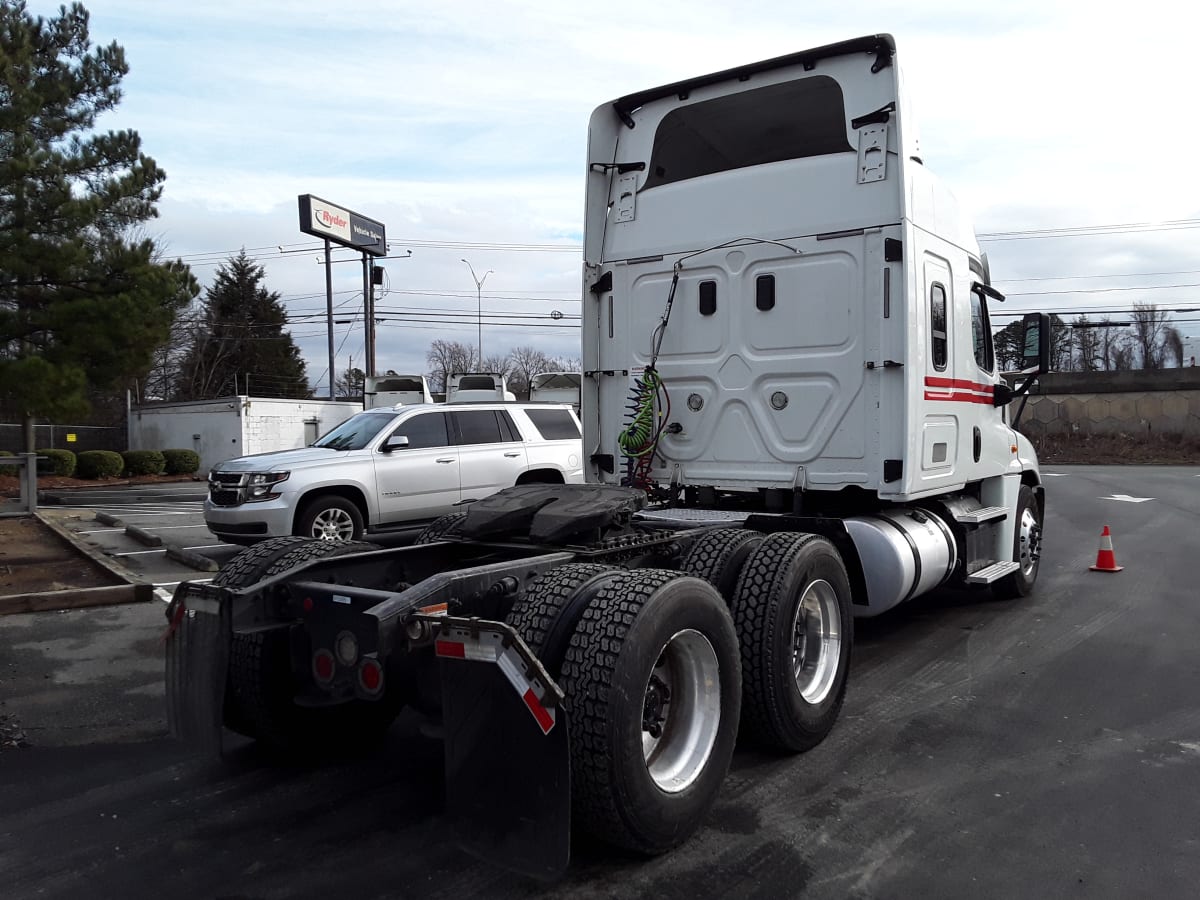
[865,360,904,370]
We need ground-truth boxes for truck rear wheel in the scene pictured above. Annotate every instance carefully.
[559,569,740,855]
[414,512,467,544]
[993,484,1042,599]
[220,539,400,750]
[505,563,621,677]
[732,532,852,753]
[680,528,764,605]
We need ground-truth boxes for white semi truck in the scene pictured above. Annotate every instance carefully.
[166,34,1049,881]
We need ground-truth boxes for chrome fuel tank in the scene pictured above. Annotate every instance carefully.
[843,508,957,617]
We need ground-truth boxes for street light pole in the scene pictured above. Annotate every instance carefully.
[461,259,493,369]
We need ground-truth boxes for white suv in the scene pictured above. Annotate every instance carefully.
[204,402,584,544]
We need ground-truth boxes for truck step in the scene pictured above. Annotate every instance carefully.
[952,505,1008,525]
[965,560,1021,584]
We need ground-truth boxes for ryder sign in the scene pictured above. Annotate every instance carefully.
[298,194,387,256]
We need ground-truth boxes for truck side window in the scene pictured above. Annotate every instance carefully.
[970,289,995,372]
[392,412,448,450]
[930,283,948,371]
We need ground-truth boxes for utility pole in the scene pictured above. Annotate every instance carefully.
[324,239,335,399]
[461,259,493,369]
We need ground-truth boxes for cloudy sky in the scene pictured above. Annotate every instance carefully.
[27,0,1200,390]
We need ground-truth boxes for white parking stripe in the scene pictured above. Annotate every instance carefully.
[76,528,126,534]
[134,524,211,530]
[113,549,166,556]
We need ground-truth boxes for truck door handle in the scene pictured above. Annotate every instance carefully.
[436,458,455,464]
[504,452,521,457]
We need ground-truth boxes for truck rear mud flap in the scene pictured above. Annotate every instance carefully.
[432,617,571,881]
[164,584,230,757]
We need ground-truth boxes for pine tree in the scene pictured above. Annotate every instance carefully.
[0,1,198,449]
[176,251,310,399]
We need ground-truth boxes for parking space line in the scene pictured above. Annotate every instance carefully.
[76,528,126,534]
[113,548,166,556]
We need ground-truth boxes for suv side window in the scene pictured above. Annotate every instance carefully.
[453,410,507,445]
[496,409,522,442]
[391,412,449,449]
[524,408,582,440]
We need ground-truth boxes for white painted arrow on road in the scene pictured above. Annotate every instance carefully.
[1101,494,1154,503]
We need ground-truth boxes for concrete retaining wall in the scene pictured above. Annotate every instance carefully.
[1015,369,1200,437]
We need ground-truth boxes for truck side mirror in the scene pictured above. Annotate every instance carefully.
[1022,312,1051,375]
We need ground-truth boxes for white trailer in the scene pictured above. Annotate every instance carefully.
[166,34,1049,882]
[362,374,434,409]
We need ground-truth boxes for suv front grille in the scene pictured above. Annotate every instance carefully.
[209,472,249,507]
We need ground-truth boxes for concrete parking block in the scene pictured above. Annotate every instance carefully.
[125,523,164,547]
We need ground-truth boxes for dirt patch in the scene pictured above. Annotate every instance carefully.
[0,517,121,596]
[1025,432,1200,465]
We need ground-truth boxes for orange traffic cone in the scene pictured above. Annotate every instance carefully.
[1089,525,1123,573]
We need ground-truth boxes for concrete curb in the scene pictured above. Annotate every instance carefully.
[165,544,220,573]
[125,524,163,547]
[0,582,154,615]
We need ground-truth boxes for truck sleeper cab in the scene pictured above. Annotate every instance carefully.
[168,34,1050,883]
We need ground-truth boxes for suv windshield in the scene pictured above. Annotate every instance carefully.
[312,411,397,450]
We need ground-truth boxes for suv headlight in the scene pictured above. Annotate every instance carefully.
[247,471,290,501]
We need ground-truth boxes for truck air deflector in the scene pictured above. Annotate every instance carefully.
[611,34,895,126]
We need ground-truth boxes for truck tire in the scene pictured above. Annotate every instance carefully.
[731,532,853,753]
[993,484,1042,599]
[413,512,467,544]
[294,494,364,542]
[212,536,312,588]
[505,563,621,677]
[221,539,400,750]
[559,569,741,855]
[680,528,764,605]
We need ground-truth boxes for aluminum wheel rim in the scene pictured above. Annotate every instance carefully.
[791,579,841,705]
[640,628,722,794]
[311,508,354,541]
[1017,507,1041,578]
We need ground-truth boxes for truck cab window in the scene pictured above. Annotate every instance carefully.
[970,289,995,372]
[931,283,948,370]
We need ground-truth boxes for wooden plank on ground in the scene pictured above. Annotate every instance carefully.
[0,583,154,616]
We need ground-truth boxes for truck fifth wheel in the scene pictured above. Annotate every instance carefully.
[165,33,1051,880]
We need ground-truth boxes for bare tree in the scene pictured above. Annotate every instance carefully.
[1162,325,1184,368]
[1131,301,1170,369]
[335,367,365,398]
[1072,316,1101,372]
[425,339,475,393]
[508,345,554,400]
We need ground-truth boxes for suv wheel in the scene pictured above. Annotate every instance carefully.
[295,495,364,541]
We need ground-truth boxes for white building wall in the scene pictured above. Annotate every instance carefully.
[241,399,360,457]
[129,397,361,475]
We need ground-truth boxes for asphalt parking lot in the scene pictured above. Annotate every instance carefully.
[3,466,1200,899]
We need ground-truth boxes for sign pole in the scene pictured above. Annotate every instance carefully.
[325,239,335,399]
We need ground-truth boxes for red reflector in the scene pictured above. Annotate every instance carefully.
[303,597,314,612]
[435,640,466,659]
[522,688,554,735]
[313,650,334,682]
[359,659,383,693]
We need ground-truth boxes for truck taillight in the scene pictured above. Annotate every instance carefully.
[312,649,335,685]
[358,658,383,695]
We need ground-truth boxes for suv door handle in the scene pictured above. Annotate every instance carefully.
[503,452,521,457]
[436,457,455,464]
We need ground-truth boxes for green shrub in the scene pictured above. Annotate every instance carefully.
[162,448,201,475]
[77,450,126,479]
[36,448,77,477]
[121,449,166,476]
[0,450,15,477]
